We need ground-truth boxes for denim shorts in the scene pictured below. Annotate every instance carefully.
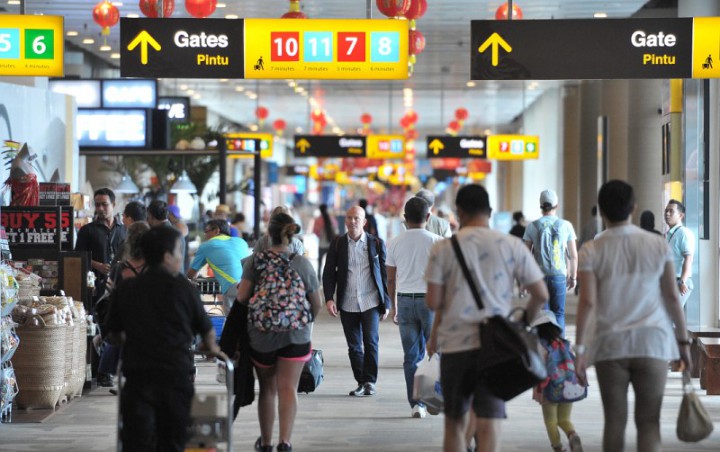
[440,349,507,420]
[250,342,312,368]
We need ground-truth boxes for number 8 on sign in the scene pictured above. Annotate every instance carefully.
[370,32,399,63]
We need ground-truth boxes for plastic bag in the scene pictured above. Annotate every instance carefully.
[413,354,443,415]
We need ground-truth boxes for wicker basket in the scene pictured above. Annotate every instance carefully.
[62,322,76,398]
[69,321,87,397]
[13,315,67,410]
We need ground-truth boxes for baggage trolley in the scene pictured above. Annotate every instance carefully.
[115,353,234,452]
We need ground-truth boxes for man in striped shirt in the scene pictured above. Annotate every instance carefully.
[323,205,392,397]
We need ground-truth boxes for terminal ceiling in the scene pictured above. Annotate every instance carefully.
[14,1,649,137]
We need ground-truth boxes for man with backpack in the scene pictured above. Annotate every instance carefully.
[523,189,578,334]
[323,206,392,397]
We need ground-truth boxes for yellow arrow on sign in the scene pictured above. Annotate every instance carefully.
[296,138,311,154]
[478,32,512,67]
[428,138,445,155]
[127,30,161,65]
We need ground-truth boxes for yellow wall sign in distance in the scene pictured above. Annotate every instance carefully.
[0,15,63,77]
[487,135,539,160]
[366,135,406,159]
[225,133,273,159]
[244,19,408,80]
[692,17,720,79]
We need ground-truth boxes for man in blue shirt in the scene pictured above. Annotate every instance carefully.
[665,199,695,307]
[188,219,251,312]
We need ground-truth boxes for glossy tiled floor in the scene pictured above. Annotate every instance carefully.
[2,295,719,451]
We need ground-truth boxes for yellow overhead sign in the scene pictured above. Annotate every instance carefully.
[487,135,539,160]
[244,19,408,80]
[225,133,273,159]
[366,135,405,159]
[0,15,63,77]
[692,17,720,78]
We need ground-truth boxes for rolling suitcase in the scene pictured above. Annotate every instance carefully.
[297,349,323,394]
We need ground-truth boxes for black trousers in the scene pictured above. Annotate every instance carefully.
[120,375,194,452]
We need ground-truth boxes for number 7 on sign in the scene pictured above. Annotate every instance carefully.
[338,32,365,62]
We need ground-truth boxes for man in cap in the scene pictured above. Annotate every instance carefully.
[415,188,452,238]
[523,189,578,334]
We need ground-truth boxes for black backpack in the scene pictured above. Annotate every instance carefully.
[297,349,324,394]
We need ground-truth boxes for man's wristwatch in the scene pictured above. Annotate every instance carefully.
[573,344,586,355]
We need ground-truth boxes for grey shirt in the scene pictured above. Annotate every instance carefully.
[242,252,319,352]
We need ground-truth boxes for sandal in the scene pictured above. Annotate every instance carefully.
[254,437,273,452]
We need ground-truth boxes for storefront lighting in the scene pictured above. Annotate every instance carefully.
[114,172,139,194]
[170,170,196,194]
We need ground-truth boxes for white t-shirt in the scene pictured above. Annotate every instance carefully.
[425,227,544,354]
[386,228,443,293]
[578,224,679,364]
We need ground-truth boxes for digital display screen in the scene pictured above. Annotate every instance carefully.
[48,79,102,108]
[102,79,157,108]
[157,96,190,121]
[77,109,149,148]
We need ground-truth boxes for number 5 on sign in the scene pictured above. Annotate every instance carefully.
[0,29,20,59]
[370,32,399,63]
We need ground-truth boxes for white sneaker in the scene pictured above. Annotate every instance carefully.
[411,405,427,418]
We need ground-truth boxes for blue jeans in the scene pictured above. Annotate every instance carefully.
[98,341,120,376]
[340,308,380,385]
[545,275,567,334]
[397,294,434,407]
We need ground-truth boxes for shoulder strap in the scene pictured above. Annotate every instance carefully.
[450,235,484,311]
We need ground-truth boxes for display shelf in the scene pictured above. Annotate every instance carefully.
[0,344,17,364]
[1,295,18,318]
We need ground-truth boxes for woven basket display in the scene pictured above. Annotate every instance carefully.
[62,322,76,398]
[13,316,67,409]
[69,321,87,397]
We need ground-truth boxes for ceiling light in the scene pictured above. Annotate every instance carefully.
[180,84,189,90]
[100,45,112,51]
[248,94,258,100]
[186,89,195,95]
[219,78,229,82]
[295,126,303,133]
[82,38,95,45]
[288,81,297,88]
[110,53,120,59]
[234,86,245,92]
[192,93,201,100]
[8,0,21,5]
[216,2,227,7]
[225,14,239,19]
[127,13,139,18]
[66,30,79,37]
[594,12,608,18]
[114,172,139,194]
[170,170,196,194]
[466,81,476,87]
[111,2,124,6]
[250,124,259,131]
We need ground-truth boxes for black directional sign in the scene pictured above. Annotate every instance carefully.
[121,18,244,78]
[471,18,693,80]
[294,135,366,158]
[426,136,487,159]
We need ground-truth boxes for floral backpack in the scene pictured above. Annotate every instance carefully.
[248,251,312,332]
[542,337,588,403]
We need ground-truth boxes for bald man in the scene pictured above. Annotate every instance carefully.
[323,206,392,397]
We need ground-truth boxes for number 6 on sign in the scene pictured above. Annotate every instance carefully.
[370,32,399,63]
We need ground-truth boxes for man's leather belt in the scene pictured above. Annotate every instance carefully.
[397,292,426,298]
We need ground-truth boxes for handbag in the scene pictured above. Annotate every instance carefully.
[451,235,547,401]
[677,371,714,442]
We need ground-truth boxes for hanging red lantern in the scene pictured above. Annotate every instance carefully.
[139,0,174,18]
[448,120,461,132]
[495,2,523,20]
[281,0,308,19]
[403,0,427,21]
[360,113,373,125]
[93,1,120,36]
[273,119,287,135]
[310,109,325,123]
[185,0,217,18]
[409,29,425,55]
[399,116,411,129]
[376,0,411,18]
[455,108,469,121]
[255,106,269,120]
[404,129,419,140]
[405,110,418,125]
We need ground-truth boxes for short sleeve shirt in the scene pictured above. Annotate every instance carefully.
[666,225,695,278]
[425,227,544,354]
[578,225,679,364]
[523,216,577,275]
[387,229,443,293]
[190,235,251,295]
[242,252,319,353]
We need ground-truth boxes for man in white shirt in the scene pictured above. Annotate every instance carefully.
[426,184,547,452]
[387,198,443,419]
[664,199,695,307]
[323,206,392,397]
